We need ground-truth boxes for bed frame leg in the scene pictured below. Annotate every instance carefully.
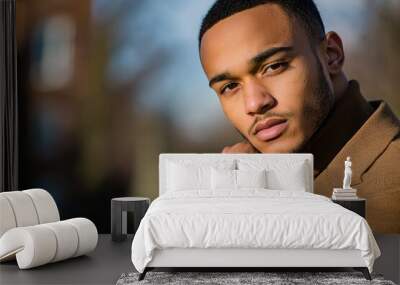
[354,267,371,280]
[138,268,148,281]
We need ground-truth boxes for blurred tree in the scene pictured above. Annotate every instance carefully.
[345,0,400,115]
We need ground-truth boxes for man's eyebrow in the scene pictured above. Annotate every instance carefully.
[209,73,239,88]
[208,46,293,88]
[249,46,293,74]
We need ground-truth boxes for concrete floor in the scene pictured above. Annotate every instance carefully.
[0,234,399,285]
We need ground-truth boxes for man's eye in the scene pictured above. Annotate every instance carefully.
[262,62,288,74]
[221,82,239,94]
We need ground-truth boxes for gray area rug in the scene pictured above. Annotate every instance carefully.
[116,271,396,285]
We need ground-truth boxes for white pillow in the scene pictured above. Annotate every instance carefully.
[167,160,236,191]
[211,168,236,189]
[236,169,267,189]
[238,159,309,191]
[211,168,268,190]
[167,163,209,191]
[266,161,307,191]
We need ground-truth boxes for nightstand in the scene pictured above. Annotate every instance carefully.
[111,197,150,242]
[332,198,366,218]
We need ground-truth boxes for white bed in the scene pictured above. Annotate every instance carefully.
[131,154,380,281]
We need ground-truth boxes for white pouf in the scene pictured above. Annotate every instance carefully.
[0,225,57,268]
[1,191,39,227]
[0,195,17,237]
[23,188,60,224]
[42,221,79,262]
[0,218,98,269]
[65,218,98,257]
[0,189,98,269]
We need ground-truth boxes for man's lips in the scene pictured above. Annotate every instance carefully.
[254,118,288,141]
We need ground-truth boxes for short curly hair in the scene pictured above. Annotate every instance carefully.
[198,0,325,48]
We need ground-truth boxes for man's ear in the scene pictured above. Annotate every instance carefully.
[322,31,345,75]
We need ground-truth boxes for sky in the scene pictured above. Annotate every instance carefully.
[92,0,370,141]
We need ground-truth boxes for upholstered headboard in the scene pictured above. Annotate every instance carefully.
[159,153,314,195]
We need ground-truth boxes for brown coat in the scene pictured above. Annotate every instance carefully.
[314,92,400,233]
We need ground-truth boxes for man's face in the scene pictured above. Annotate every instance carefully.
[200,4,335,153]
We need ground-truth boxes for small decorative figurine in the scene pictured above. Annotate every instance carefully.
[332,156,358,200]
[343,156,352,189]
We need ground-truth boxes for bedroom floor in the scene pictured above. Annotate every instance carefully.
[0,234,398,285]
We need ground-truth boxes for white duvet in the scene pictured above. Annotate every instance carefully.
[131,189,380,273]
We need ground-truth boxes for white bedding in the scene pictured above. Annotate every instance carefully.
[131,190,380,273]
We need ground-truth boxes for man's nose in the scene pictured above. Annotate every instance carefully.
[243,79,276,115]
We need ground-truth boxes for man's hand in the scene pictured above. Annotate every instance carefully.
[222,140,260,153]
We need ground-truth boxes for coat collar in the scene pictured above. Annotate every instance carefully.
[301,80,374,177]
[315,98,400,186]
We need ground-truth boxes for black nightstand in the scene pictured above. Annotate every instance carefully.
[332,198,366,218]
[111,197,150,242]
